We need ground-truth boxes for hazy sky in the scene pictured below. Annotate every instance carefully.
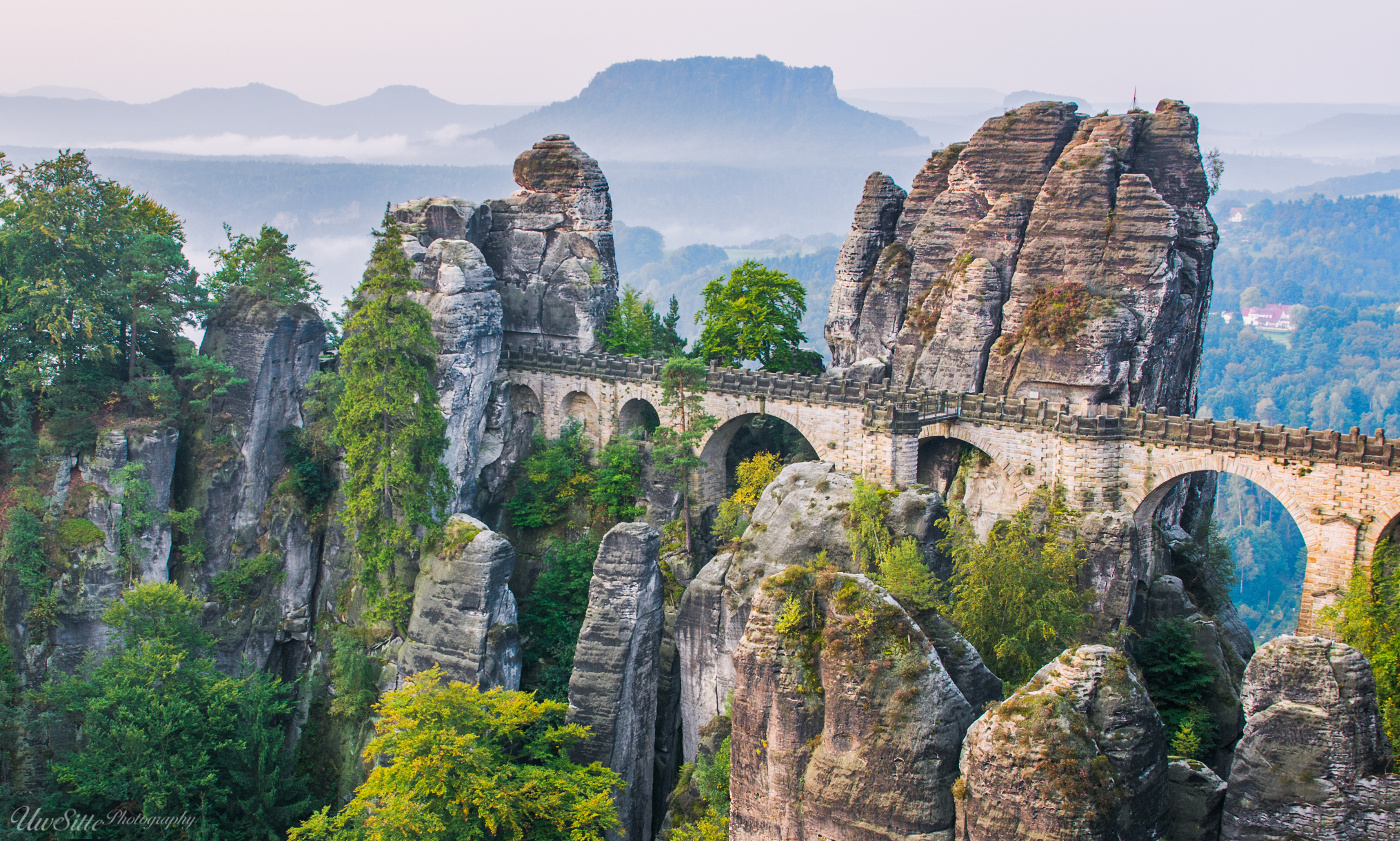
[7,0,1398,106]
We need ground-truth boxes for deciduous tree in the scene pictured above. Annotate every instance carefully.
[693,260,821,373]
[288,667,621,841]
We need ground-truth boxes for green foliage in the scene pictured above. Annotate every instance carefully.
[280,426,339,518]
[834,477,942,616]
[878,538,938,614]
[55,516,103,551]
[0,151,208,452]
[693,260,821,373]
[692,735,730,815]
[2,488,49,600]
[1171,717,1205,760]
[43,582,312,840]
[1321,538,1400,747]
[938,486,1095,687]
[712,452,783,544]
[1132,618,1220,761]
[335,211,450,627]
[520,535,600,702]
[112,462,160,583]
[288,667,621,841]
[507,421,594,530]
[669,807,729,841]
[847,477,896,573]
[590,434,644,525]
[180,351,247,426]
[101,581,212,651]
[328,625,383,721]
[654,357,718,556]
[212,552,285,602]
[207,223,325,307]
[600,285,685,357]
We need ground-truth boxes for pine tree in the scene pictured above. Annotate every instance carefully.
[334,211,449,628]
[655,357,717,555]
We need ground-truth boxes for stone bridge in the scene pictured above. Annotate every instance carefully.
[502,346,1400,633]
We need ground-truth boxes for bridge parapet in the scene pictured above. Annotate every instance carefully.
[501,347,1396,468]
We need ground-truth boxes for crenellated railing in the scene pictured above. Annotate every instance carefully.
[501,347,1398,469]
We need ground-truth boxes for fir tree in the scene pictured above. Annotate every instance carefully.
[334,211,449,628]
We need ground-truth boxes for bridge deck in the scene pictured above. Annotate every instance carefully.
[502,347,1395,471]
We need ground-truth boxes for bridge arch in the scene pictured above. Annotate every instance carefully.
[619,397,660,437]
[697,408,826,505]
[562,390,602,445]
[917,421,1035,505]
[1127,453,1317,551]
[1131,456,1316,638]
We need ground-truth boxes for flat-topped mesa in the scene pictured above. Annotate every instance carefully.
[827,99,1217,416]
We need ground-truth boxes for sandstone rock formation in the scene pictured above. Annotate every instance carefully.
[394,137,619,517]
[730,568,974,841]
[827,100,1216,416]
[1166,759,1227,841]
[1144,575,1248,769]
[485,134,617,353]
[398,515,521,689]
[394,198,504,515]
[185,289,327,670]
[676,463,993,760]
[1222,635,1400,840]
[956,645,1169,841]
[567,522,665,841]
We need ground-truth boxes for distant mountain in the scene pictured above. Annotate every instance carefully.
[0,84,532,160]
[1265,112,1400,159]
[471,56,927,164]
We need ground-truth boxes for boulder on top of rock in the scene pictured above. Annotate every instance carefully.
[956,644,1169,841]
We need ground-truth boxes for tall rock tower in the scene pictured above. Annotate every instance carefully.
[826,99,1217,416]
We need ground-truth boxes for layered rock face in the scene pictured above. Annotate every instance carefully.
[35,425,181,679]
[187,290,327,669]
[1222,635,1400,840]
[398,515,521,690]
[956,645,1169,841]
[1167,759,1227,841]
[730,569,975,841]
[393,136,618,517]
[394,198,504,515]
[567,522,665,841]
[675,463,991,760]
[827,100,1216,415]
[484,135,617,353]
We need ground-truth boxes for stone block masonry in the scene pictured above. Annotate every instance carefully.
[503,347,1400,635]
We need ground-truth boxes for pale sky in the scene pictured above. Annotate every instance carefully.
[5,0,1398,106]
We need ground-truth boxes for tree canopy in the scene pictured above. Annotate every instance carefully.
[288,667,621,841]
[692,260,822,374]
[600,285,685,357]
[0,151,205,452]
[42,583,311,841]
[207,223,325,307]
[937,485,1094,687]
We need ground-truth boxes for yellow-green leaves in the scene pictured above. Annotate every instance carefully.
[288,667,622,841]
